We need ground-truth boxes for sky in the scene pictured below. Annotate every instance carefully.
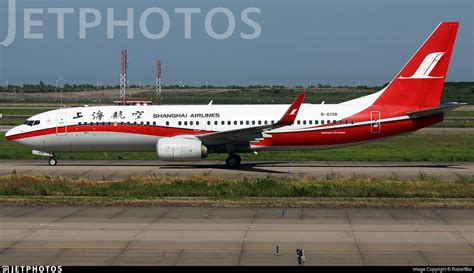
[0,0,472,87]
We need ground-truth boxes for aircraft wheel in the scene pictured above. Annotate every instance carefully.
[48,157,57,166]
[225,154,241,168]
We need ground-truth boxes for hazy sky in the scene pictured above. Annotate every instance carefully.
[0,0,472,86]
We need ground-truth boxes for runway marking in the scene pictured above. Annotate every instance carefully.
[4,246,472,253]
[237,208,258,265]
[47,248,66,265]
[430,208,474,249]
[108,208,129,219]
[419,251,430,265]
[173,249,184,266]
[346,209,366,266]
[110,207,172,265]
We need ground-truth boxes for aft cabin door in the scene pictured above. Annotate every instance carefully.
[56,113,67,136]
[370,111,381,134]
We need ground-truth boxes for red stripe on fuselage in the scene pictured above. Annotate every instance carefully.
[5,124,213,141]
[254,115,443,147]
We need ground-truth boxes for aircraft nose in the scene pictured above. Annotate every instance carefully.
[5,126,18,141]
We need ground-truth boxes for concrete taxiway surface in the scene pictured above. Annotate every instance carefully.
[0,160,473,180]
[0,207,472,266]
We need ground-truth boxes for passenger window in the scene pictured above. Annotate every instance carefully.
[207,121,211,126]
[315,120,318,125]
[214,121,218,125]
[120,122,124,126]
[153,121,156,126]
[351,120,355,124]
[264,120,268,125]
[303,120,306,125]
[184,121,188,126]
[309,120,312,125]
[146,121,150,126]
[196,121,199,125]
[140,121,144,126]
[108,122,112,126]
[221,121,225,125]
[234,121,237,125]
[227,121,231,125]
[327,120,330,124]
[345,120,348,124]
[321,120,325,125]
[271,120,275,124]
[166,121,169,126]
[252,121,255,125]
[96,122,100,126]
[190,121,193,126]
[78,122,82,126]
[134,122,137,126]
[258,120,262,125]
[240,121,243,125]
[297,120,301,125]
[246,121,249,125]
[333,120,336,124]
[178,121,182,126]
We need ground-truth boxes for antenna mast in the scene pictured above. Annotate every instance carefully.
[156,59,162,105]
[120,49,128,105]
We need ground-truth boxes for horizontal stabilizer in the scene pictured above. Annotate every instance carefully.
[407,102,466,119]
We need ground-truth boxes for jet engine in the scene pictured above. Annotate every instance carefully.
[156,136,208,161]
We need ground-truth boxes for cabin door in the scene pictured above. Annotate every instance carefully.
[56,112,67,136]
[370,111,381,134]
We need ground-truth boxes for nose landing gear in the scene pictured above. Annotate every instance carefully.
[225,153,241,168]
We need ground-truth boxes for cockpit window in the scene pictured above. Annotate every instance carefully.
[23,120,40,126]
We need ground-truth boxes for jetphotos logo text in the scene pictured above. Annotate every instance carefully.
[1,265,62,273]
[0,0,263,47]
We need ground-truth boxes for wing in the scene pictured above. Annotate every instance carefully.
[407,102,466,119]
[197,92,306,147]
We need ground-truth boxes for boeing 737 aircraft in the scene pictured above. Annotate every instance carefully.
[5,22,463,168]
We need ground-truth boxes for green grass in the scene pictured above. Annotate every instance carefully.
[0,108,55,116]
[1,175,472,199]
[1,82,472,104]
[1,133,473,161]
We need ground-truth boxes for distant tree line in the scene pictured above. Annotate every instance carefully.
[0,81,472,93]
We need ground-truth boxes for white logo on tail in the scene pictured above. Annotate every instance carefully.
[398,52,445,79]
[289,109,298,115]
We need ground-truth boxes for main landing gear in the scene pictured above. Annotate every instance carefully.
[48,157,57,166]
[225,153,241,168]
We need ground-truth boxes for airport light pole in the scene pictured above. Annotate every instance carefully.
[120,49,128,105]
[59,77,63,108]
[156,59,162,105]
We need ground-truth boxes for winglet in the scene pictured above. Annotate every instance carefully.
[275,92,306,126]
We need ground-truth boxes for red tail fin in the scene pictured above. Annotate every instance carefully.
[374,22,459,108]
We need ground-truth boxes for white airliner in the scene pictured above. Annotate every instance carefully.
[6,22,463,168]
